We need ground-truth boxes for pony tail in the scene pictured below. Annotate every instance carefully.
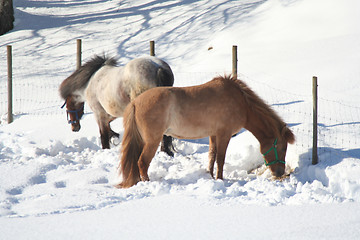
[118,103,144,188]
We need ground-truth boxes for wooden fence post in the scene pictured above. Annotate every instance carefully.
[150,41,155,56]
[7,45,13,124]
[76,39,82,70]
[312,76,318,165]
[232,45,237,79]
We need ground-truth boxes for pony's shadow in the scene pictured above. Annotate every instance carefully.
[182,137,209,145]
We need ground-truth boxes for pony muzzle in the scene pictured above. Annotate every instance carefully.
[269,164,285,178]
[71,123,81,132]
[65,108,83,132]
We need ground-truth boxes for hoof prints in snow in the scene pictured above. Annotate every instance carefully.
[6,187,23,196]
[54,181,66,188]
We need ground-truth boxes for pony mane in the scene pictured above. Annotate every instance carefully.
[59,55,117,99]
[222,75,286,138]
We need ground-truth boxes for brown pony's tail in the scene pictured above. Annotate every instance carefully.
[117,103,143,188]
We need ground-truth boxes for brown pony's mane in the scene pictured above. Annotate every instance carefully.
[221,75,286,138]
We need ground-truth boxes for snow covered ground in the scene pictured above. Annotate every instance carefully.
[0,0,360,239]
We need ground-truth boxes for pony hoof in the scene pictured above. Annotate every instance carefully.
[165,150,174,157]
[111,136,121,146]
[206,169,215,178]
[140,175,150,182]
[114,182,133,189]
[161,147,174,157]
[114,183,124,189]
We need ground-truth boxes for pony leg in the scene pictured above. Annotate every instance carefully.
[99,116,118,149]
[99,124,111,149]
[215,136,231,180]
[100,127,120,148]
[108,118,120,146]
[208,136,217,178]
[160,135,174,157]
[108,117,120,139]
[109,129,120,146]
[110,129,120,138]
[137,142,159,182]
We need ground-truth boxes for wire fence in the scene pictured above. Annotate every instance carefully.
[0,65,71,119]
[0,50,359,166]
[242,74,360,164]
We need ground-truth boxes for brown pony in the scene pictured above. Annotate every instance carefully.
[117,75,295,188]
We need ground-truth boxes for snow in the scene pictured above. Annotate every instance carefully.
[1,0,360,239]
[2,197,360,240]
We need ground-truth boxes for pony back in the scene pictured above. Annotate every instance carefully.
[118,103,144,188]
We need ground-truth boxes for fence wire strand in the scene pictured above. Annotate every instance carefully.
[0,59,359,166]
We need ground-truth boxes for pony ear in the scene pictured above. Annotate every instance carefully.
[282,126,295,144]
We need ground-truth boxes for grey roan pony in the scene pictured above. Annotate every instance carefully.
[59,54,174,156]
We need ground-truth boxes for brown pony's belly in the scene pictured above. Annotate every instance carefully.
[165,128,209,140]
[165,112,244,140]
[165,120,214,139]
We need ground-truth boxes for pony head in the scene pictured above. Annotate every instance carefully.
[262,126,295,178]
[62,95,85,132]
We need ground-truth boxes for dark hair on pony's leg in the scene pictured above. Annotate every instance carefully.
[160,135,176,157]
